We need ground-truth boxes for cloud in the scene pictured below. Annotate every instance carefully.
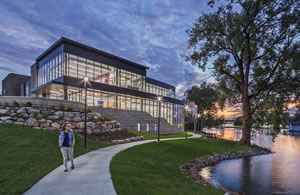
[0,65,16,72]
[0,0,214,99]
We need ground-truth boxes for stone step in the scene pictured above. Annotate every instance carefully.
[91,107,183,134]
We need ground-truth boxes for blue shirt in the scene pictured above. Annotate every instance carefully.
[63,132,71,147]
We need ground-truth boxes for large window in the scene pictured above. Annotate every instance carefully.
[145,83,175,98]
[118,69,143,91]
[38,52,63,86]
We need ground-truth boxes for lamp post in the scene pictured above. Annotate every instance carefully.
[84,76,88,149]
[184,105,189,140]
[197,113,201,132]
[157,96,162,142]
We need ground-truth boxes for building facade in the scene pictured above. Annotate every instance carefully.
[27,37,184,127]
[2,73,30,96]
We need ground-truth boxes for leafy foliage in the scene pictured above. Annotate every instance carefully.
[186,0,300,144]
[185,81,218,114]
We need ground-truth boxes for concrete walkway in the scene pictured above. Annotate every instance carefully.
[25,134,201,195]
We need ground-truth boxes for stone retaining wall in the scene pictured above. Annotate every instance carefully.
[0,103,120,135]
[0,96,85,111]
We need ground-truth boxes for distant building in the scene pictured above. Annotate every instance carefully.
[2,73,30,96]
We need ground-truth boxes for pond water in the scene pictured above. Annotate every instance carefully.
[200,128,300,195]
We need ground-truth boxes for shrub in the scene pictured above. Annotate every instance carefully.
[4,102,9,107]
[25,102,32,107]
[102,115,111,122]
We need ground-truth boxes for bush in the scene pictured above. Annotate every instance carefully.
[25,102,32,107]
[4,102,9,107]
[100,116,111,122]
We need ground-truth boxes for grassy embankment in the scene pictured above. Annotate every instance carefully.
[110,137,255,195]
[0,124,109,194]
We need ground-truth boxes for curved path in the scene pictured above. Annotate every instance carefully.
[25,134,201,195]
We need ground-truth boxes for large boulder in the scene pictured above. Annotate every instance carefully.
[10,113,17,117]
[76,122,85,129]
[87,129,93,135]
[64,112,75,118]
[24,118,38,127]
[17,118,25,122]
[48,115,60,120]
[54,111,64,117]
[63,117,72,121]
[87,122,96,129]
[28,109,40,114]
[5,120,13,124]
[93,129,101,134]
[39,119,46,123]
[0,116,12,121]
[14,122,24,126]
[72,116,82,122]
[16,107,27,114]
[0,109,9,115]
[51,122,61,129]
[40,122,50,128]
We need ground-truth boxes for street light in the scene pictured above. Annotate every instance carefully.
[197,113,201,132]
[84,76,88,149]
[184,105,189,140]
[157,96,162,142]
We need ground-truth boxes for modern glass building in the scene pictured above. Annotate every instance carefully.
[30,37,184,127]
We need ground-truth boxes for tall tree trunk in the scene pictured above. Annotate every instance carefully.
[240,96,252,145]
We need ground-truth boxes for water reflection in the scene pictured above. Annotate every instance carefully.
[200,128,300,194]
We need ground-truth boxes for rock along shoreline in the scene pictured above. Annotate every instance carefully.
[181,149,273,194]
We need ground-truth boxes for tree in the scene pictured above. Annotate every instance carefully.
[186,0,300,145]
[184,81,218,131]
[185,81,218,113]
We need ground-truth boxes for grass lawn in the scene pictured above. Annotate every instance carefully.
[128,130,193,140]
[110,138,254,195]
[0,124,109,194]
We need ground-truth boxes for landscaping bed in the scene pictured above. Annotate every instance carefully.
[77,129,138,143]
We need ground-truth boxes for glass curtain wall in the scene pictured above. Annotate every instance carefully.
[38,52,63,86]
[118,69,143,91]
[64,53,145,90]
[145,83,175,98]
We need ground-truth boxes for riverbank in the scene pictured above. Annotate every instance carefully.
[110,137,257,194]
[181,149,273,193]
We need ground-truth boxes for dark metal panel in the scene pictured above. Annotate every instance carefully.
[35,37,148,76]
[2,73,31,96]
